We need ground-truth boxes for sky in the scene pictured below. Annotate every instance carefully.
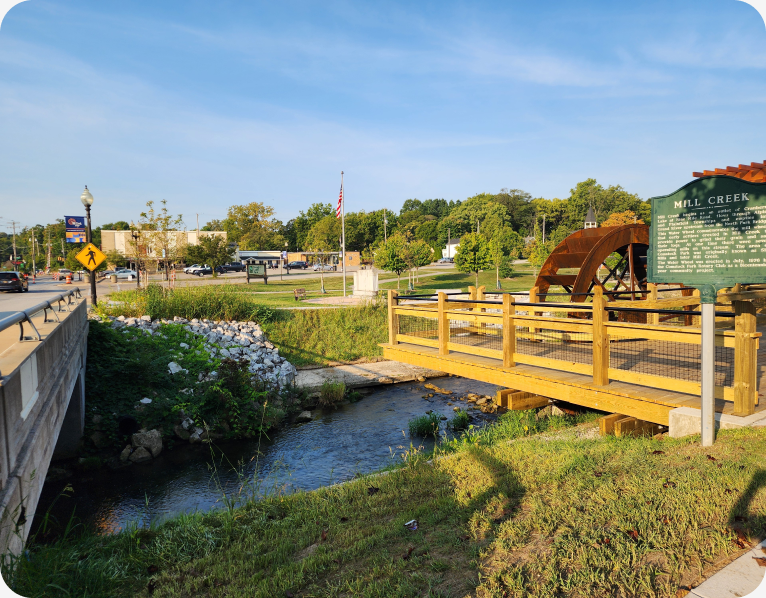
[0,0,765,230]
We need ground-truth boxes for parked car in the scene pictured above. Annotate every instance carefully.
[0,271,29,292]
[58,269,73,277]
[115,269,138,279]
[190,265,213,276]
[437,257,454,264]
[287,261,308,269]
[183,264,201,274]
[215,262,246,273]
[313,263,337,272]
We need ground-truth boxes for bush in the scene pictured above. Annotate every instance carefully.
[96,284,277,323]
[318,380,346,408]
[408,412,441,437]
[498,256,514,279]
[447,408,470,432]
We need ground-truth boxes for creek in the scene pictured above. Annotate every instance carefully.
[32,376,501,538]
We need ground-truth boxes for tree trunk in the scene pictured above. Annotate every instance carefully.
[397,273,400,289]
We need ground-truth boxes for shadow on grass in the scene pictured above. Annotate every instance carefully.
[729,468,766,541]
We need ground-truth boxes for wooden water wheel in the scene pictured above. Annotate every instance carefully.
[534,224,650,303]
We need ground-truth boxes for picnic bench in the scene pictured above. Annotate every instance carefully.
[293,288,307,301]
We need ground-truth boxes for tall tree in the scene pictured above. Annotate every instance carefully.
[224,202,285,250]
[185,235,233,277]
[374,234,409,289]
[454,232,492,287]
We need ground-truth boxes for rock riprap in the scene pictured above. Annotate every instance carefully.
[106,315,297,389]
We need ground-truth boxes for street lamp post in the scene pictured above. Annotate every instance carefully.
[80,186,97,307]
[282,241,288,281]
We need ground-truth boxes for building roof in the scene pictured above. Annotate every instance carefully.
[584,206,596,224]
[693,160,766,182]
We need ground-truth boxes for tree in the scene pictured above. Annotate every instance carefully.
[493,188,534,232]
[185,235,233,277]
[454,232,492,287]
[601,210,644,227]
[292,203,333,249]
[305,215,341,254]
[409,239,433,284]
[202,219,224,231]
[374,234,409,289]
[489,230,520,289]
[138,200,185,280]
[224,202,285,250]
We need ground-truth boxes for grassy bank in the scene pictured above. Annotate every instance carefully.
[381,268,540,294]
[265,302,388,366]
[7,415,766,598]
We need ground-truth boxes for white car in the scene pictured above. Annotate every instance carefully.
[312,263,337,272]
[183,264,201,274]
[115,269,137,279]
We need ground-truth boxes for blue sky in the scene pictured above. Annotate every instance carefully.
[0,0,764,229]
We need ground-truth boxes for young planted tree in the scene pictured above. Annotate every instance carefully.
[373,234,409,289]
[139,200,185,280]
[410,239,433,284]
[186,235,233,278]
[454,232,492,287]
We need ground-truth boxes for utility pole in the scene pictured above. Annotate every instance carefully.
[196,213,200,242]
[29,235,36,276]
[46,229,51,270]
[8,220,19,262]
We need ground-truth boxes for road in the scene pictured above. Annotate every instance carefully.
[0,278,84,320]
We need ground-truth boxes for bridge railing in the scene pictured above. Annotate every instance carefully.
[388,286,760,416]
[0,288,83,343]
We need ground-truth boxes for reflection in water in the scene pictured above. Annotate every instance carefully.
[34,377,501,536]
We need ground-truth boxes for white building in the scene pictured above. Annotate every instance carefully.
[442,238,460,259]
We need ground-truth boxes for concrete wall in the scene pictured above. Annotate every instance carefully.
[0,300,88,555]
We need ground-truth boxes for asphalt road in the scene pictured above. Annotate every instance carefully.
[0,278,84,320]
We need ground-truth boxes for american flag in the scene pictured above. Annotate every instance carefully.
[336,183,343,218]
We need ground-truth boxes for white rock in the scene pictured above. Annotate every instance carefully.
[140,397,152,405]
[179,342,189,349]
[168,362,184,375]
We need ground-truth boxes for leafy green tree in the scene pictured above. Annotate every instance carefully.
[138,200,185,280]
[489,230,520,289]
[409,239,433,285]
[305,215,341,253]
[223,202,285,250]
[493,188,534,233]
[374,234,409,289]
[292,203,333,249]
[455,232,492,287]
[185,235,233,277]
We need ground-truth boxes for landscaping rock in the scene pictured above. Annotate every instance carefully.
[132,429,163,458]
[168,362,183,375]
[174,424,190,440]
[129,446,152,463]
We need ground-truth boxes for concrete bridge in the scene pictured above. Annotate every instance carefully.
[0,287,88,554]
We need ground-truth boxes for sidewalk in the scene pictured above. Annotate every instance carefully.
[295,360,446,394]
[686,540,765,597]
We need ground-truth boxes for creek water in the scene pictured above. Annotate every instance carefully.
[33,376,501,538]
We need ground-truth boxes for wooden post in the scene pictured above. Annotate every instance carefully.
[592,286,609,386]
[692,289,701,327]
[503,293,515,368]
[733,299,757,416]
[647,283,659,325]
[468,285,476,301]
[529,286,538,334]
[438,291,449,355]
[388,289,399,345]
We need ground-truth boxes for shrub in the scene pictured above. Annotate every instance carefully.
[408,412,441,437]
[318,380,346,408]
[447,408,470,432]
[96,284,277,323]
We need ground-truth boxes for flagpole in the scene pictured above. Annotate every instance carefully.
[341,171,346,298]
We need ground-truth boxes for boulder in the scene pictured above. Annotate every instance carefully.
[179,342,189,349]
[295,411,313,423]
[120,445,133,462]
[132,429,163,458]
[140,315,151,322]
[129,446,152,463]
[174,424,190,440]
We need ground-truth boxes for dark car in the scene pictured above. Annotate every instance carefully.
[0,271,29,292]
[193,266,213,276]
[287,261,308,269]
[215,262,246,273]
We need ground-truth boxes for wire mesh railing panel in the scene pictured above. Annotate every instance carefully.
[447,316,503,352]
[515,326,593,365]
[398,314,438,340]
[608,336,734,387]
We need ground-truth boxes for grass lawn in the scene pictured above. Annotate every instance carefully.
[380,268,541,294]
[9,417,766,598]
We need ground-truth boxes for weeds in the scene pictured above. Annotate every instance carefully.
[408,412,442,437]
[447,408,470,432]
[318,380,346,408]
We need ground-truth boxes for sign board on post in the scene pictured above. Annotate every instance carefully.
[246,262,268,284]
[648,176,766,446]
[64,216,86,243]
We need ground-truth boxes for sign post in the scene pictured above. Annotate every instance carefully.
[246,262,268,285]
[648,175,766,446]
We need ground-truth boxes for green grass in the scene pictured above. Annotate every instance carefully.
[263,303,388,367]
[318,380,346,408]
[381,268,539,293]
[8,416,766,598]
[447,408,470,432]
[408,412,442,437]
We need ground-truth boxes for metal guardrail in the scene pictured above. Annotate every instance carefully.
[0,288,83,342]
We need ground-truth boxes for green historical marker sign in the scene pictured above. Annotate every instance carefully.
[247,264,265,276]
[647,175,766,301]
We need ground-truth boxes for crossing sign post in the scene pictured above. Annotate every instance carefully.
[75,243,106,271]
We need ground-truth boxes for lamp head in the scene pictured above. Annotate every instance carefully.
[80,186,94,207]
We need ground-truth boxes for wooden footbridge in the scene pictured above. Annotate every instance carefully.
[381,284,766,430]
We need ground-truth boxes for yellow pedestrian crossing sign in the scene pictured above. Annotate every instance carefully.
[76,243,106,271]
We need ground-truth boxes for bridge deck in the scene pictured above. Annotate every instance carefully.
[381,342,766,426]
